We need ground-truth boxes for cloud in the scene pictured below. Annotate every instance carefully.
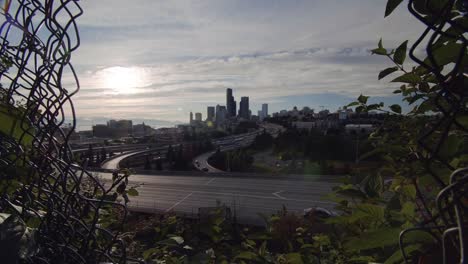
[66,0,424,123]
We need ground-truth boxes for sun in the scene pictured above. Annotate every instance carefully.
[100,66,148,94]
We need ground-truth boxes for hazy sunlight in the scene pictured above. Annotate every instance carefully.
[100,66,148,94]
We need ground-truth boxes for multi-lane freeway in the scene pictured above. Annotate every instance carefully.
[99,172,339,225]
[90,122,338,225]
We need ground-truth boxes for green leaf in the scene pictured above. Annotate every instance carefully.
[371,47,388,55]
[356,203,385,222]
[439,134,462,159]
[235,251,258,260]
[379,67,399,80]
[169,236,184,244]
[455,115,468,128]
[348,256,376,263]
[0,104,34,146]
[394,40,408,64]
[285,253,304,264]
[400,184,416,199]
[384,244,421,264]
[143,247,159,260]
[26,217,41,229]
[390,104,402,114]
[344,227,401,251]
[157,238,179,246]
[127,187,139,196]
[426,42,465,67]
[401,202,416,219]
[358,94,369,104]
[337,188,367,200]
[385,0,404,17]
[355,106,365,113]
[391,73,422,84]
[347,102,360,107]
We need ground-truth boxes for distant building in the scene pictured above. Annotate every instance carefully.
[105,119,132,137]
[207,106,215,121]
[345,124,375,134]
[189,112,193,125]
[318,109,330,118]
[93,124,112,138]
[195,112,202,122]
[215,104,227,125]
[258,103,268,121]
[292,121,316,131]
[133,122,153,137]
[262,103,268,117]
[239,96,249,119]
[226,88,236,117]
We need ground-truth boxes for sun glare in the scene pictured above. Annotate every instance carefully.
[100,66,148,94]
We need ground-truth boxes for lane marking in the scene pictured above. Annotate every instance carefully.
[205,177,216,185]
[273,190,286,199]
[135,186,336,205]
[165,192,193,212]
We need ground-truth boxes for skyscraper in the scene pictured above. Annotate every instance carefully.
[239,96,250,119]
[195,112,202,122]
[226,88,236,117]
[207,106,215,121]
[215,105,227,125]
[259,103,268,121]
[262,103,268,117]
[189,112,193,124]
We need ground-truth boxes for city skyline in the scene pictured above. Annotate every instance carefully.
[70,0,422,124]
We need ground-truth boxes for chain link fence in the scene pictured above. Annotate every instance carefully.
[0,1,132,263]
[400,0,467,263]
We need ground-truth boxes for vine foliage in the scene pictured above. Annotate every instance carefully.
[337,0,467,263]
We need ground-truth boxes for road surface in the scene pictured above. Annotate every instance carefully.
[101,149,150,170]
[99,172,339,225]
[193,123,285,172]
[192,151,223,173]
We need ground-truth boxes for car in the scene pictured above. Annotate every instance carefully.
[303,207,337,219]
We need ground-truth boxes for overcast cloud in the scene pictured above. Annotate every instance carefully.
[69,0,424,126]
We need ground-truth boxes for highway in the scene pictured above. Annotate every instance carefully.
[192,151,224,173]
[100,150,144,170]
[99,172,339,224]
[193,123,285,172]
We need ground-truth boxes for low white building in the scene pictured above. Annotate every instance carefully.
[345,124,375,134]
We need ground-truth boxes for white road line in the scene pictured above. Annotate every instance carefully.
[205,177,216,185]
[135,186,335,205]
[165,192,193,212]
[272,190,286,199]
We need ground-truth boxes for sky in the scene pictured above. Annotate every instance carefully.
[67,0,423,129]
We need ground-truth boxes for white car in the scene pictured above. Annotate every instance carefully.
[303,207,337,218]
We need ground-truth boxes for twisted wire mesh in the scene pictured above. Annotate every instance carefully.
[0,1,131,263]
[399,0,468,263]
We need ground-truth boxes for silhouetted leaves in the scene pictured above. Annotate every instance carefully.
[393,40,408,64]
[379,67,399,80]
[391,73,421,84]
[385,0,404,17]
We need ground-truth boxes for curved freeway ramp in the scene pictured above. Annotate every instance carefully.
[101,149,151,170]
